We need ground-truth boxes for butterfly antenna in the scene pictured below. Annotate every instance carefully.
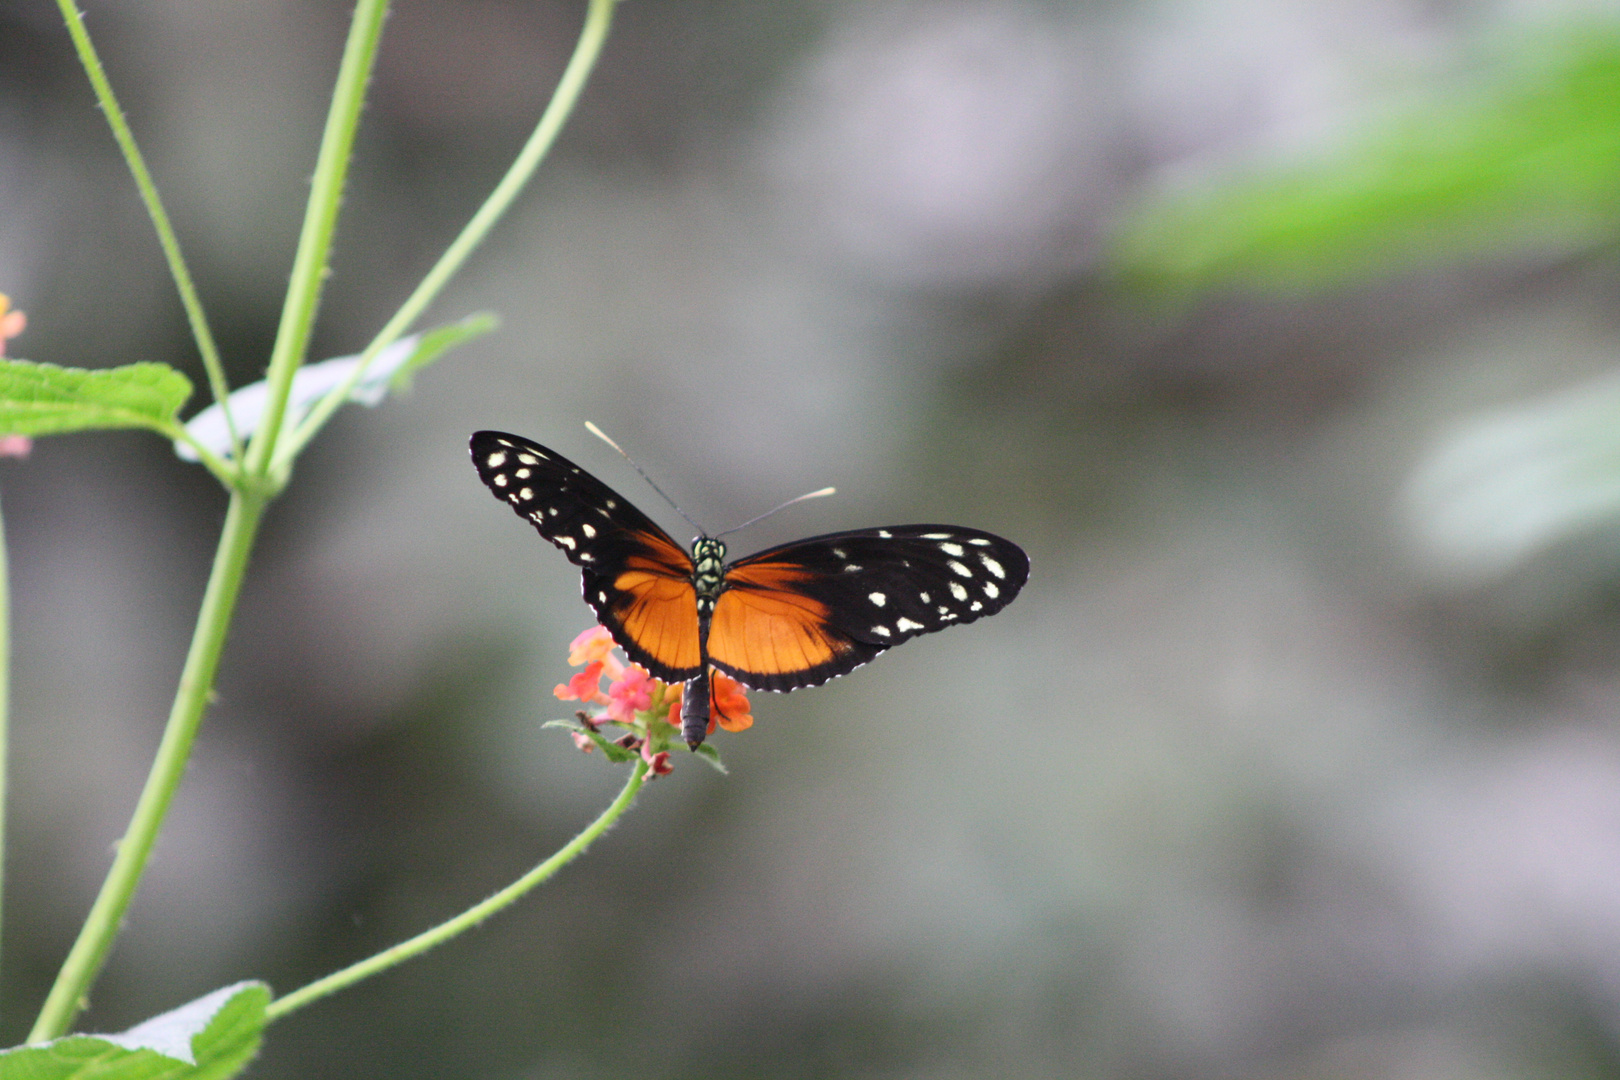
[584,421,706,535]
[715,486,836,539]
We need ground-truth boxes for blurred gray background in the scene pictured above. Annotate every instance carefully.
[5,0,1620,1077]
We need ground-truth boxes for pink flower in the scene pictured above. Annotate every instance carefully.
[605,665,653,723]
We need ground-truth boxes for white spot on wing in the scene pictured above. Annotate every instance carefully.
[514,467,532,479]
[869,592,887,607]
[518,453,538,465]
[949,581,968,601]
[606,499,617,509]
[877,530,892,538]
[493,474,508,487]
[843,564,863,572]
[969,538,991,546]
[938,541,965,556]
[896,617,924,633]
[832,547,847,558]
[948,560,971,577]
[980,555,1006,579]
[558,535,577,550]
[983,581,1000,599]
[871,625,891,637]
[970,601,982,612]
[922,532,952,540]
[486,452,507,468]
[919,592,930,603]
[582,523,597,538]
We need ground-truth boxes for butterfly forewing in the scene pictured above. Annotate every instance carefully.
[470,431,702,681]
[709,525,1029,692]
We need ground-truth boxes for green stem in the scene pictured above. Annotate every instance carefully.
[27,0,394,1039]
[244,0,389,479]
[273,0,622,473]
[159,421,235,489]
[28,491,268,1043]
[54,0,240,462]
[264,760,648,1021]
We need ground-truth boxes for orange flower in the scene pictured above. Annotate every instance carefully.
[567,625,625,679]
[711,671,753,733]
[554,660,609,704]
[0,294,23,357]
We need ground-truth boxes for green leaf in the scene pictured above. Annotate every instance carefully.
[691,742,728,774]
[0,359,191,437]
[1404,366,1620,581]
[541,718,637,763]
[384,312,498,394]
[0,981,269,1080]
[176,313,496,462]
[1113,29,1620,294]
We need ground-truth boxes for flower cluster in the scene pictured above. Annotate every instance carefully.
[552,625,751,776]
[0,295,31,460]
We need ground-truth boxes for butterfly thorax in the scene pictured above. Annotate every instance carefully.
[691,537,727,614]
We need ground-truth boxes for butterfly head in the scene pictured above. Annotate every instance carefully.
[691,537,727,609]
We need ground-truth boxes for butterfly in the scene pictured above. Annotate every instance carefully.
[470,430,1029,748]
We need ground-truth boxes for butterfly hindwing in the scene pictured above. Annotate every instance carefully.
[709,525,1029,692]
[470,431,702,681]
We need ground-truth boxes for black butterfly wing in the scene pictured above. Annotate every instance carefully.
[469,431,703,681]
[708,525,1029,692]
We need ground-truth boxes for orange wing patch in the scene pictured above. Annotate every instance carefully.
[596,524,696,676]
[708,561,852,683]
[610,559,701,673]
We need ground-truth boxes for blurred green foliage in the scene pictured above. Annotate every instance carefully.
[1114,27,1620,292]
[1116,22,1620,581]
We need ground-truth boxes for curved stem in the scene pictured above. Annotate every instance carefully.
[273,0,622,472]
[29,491,268,1042]
[265,760,648,1021]
[54,0,240,462]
